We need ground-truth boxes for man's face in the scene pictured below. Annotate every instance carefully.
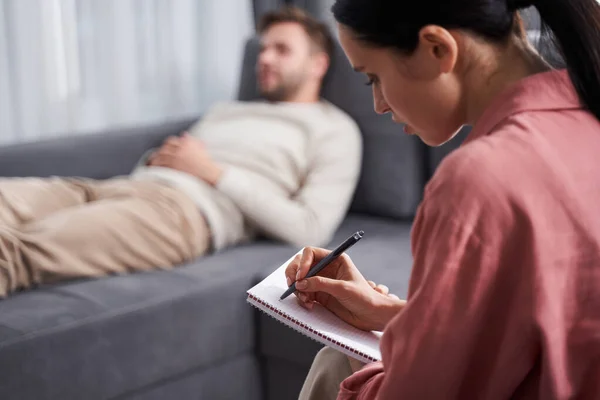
[257,22,315,101]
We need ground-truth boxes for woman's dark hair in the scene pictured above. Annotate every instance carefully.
[332,0,600,121]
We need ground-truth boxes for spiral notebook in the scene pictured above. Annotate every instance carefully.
[247,255,382,364]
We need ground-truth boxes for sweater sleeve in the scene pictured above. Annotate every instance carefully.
[337,148,536,399]
[215,121,362,247]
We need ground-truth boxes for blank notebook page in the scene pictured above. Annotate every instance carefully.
[247,255,382,363]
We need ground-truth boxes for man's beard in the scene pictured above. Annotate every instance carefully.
[259,75,304,102]
[259,84,290,102]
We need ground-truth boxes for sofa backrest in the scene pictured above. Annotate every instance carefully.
[0,119,196,179]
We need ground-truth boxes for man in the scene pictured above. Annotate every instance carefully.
[0,6,362,298]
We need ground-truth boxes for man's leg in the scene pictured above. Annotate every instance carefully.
[299,347,354,400]
[0,181,210,297]
[0,177,96,226]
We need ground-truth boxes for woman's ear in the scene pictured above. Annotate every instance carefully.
[418,25,459,74]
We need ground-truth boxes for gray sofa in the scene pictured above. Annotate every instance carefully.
[0,38,466,400]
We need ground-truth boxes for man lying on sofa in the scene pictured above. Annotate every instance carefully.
[0,6,361,298]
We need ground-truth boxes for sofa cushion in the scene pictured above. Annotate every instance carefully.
[124,354,262,400]
[263,356,315,400]
[238,37,426,220]
[0,242,294,400]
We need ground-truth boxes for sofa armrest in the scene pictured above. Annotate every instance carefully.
[0,118,199,179]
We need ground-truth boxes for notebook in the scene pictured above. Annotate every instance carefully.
[247,254,382,364]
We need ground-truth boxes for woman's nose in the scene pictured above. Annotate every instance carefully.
[372,87,391,115]
[374,95,391,115]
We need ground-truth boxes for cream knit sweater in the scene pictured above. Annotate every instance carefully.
[130,100,362,251]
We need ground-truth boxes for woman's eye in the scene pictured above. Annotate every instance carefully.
[365,75,378,86]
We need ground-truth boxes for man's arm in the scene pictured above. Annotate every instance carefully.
[216,123,362,247]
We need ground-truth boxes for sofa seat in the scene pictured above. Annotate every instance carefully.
[0,241,294,400]
[0,214,412,400]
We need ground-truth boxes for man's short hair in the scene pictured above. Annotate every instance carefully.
[257,6,335,64]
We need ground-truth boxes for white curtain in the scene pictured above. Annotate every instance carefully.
[0,0,254,144]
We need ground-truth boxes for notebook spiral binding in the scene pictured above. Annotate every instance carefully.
[247,293,378,363]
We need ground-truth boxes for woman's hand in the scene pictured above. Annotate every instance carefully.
[285,247,406,332]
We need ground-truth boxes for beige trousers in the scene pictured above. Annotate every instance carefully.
[0,177,210,297]
[299,347,354,400]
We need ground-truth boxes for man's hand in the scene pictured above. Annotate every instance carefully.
[284,247,406,332]
[148,133,223,186]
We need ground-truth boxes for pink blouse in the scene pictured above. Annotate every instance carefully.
[338,69,600,399]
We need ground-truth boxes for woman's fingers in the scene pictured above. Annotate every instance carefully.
[296,292,315,310]
[297,298,314,310]
[285,253,302,286]
[286,246,333,285]
[297,247,334,280]
[296,247,316,281]
[368,280,390,295]
[285,247,359,312]
[376,284,389,295]
[295,275,350,299]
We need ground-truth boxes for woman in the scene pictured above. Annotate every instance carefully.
[288,0,600,399]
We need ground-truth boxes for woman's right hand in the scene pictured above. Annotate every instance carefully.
[285,247,406,332]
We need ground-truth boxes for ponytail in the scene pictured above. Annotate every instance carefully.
[532,0,600,120]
